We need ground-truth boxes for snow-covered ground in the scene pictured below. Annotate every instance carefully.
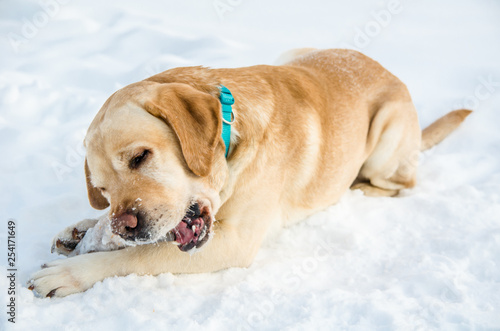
[1,0,500,329]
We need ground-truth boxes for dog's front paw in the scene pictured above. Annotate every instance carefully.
[28,254,106,298]
[51,219,98,256]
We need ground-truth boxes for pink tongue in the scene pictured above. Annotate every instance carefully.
[174,217,204,245]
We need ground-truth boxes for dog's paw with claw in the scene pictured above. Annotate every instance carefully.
[28,253,107,298]
[51,219,98,256]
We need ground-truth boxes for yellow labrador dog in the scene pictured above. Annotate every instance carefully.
[29,49,470,297]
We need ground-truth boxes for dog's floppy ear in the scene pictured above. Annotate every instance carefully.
[144,83,222,177]
[85,158,110,210]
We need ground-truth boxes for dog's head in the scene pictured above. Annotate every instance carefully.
[84,81,228,252]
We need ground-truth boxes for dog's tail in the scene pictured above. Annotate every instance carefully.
[421,109,472,151]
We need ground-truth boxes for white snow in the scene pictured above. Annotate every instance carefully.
[1,0,500,330]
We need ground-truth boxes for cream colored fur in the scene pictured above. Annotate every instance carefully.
[29,49,471,297]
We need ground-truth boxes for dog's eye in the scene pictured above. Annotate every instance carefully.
[129,149,150,170]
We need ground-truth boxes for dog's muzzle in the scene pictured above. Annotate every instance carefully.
[110,202,212,252]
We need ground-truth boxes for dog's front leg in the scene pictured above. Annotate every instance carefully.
[29,221,262,298]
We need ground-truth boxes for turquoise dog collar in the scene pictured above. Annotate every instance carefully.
[219,85,235,157]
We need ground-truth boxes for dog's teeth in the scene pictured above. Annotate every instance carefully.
[199,227,207,241]
[191,225,196,232]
